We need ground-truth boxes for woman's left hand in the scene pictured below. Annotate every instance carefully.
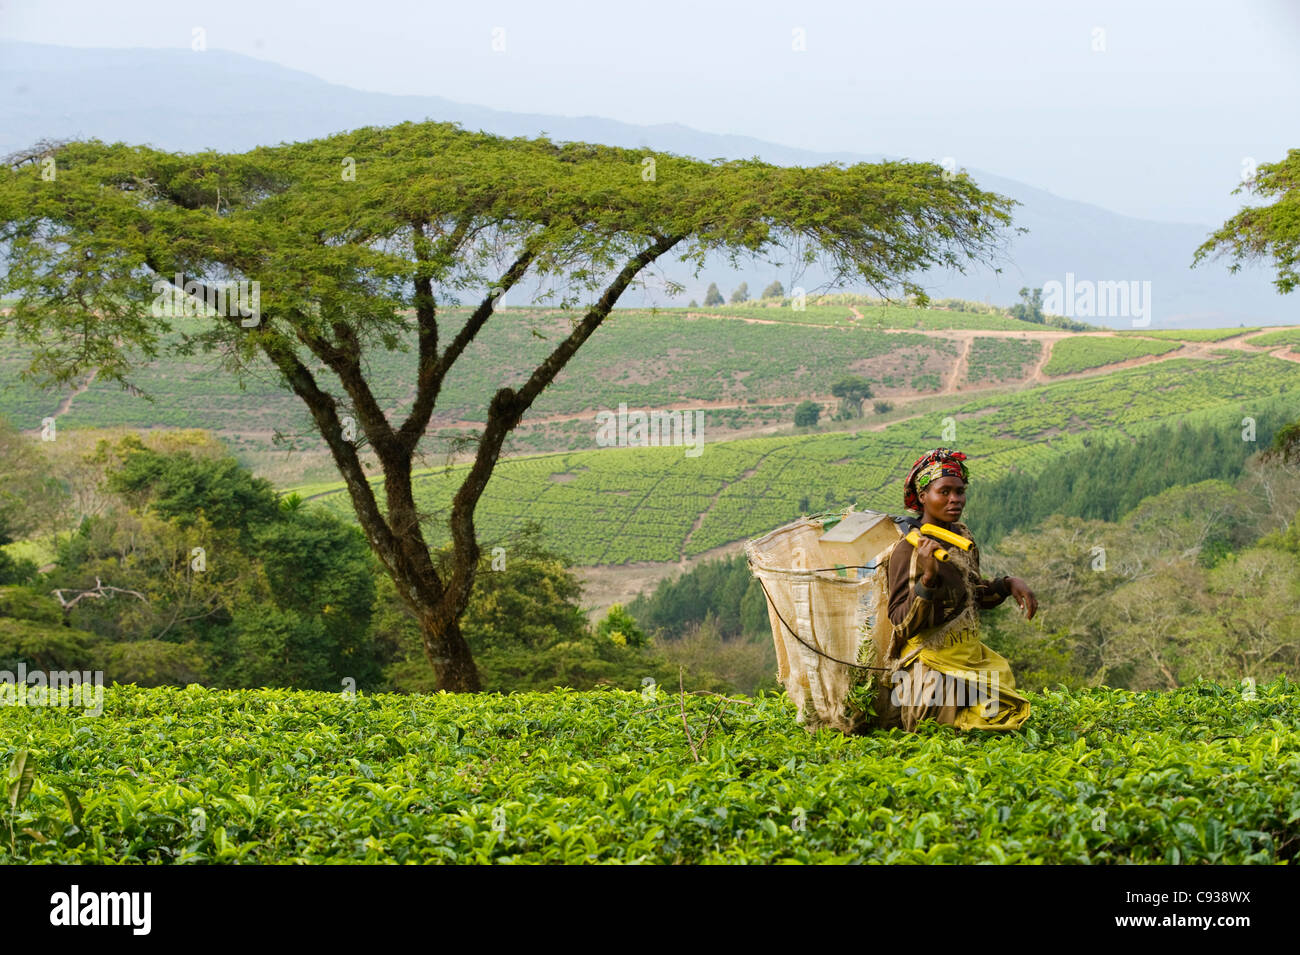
[1007,578,1037,619]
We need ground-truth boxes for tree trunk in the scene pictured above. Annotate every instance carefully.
[420,611,482,692]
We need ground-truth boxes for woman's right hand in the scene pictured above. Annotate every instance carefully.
[915,536,943,586]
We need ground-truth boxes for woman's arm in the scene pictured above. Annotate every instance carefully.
[886,540,963,655]
[974,574,1012,609]
[969,541,1012,609]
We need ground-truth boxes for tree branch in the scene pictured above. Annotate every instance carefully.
[438,232,683,617]
[399,241,537,449]
[51,577,147,613]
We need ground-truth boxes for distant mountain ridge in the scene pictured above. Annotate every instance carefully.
[1,40,1291,326]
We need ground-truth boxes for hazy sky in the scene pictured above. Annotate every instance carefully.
[3,0,1297,224]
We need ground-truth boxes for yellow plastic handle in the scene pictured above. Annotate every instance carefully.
[905,529,949,561]
[919,523,972,551]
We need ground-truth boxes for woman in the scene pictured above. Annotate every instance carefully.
[883,447,1034,732]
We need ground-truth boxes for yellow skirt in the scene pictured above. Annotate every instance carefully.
[894,624,1031,731]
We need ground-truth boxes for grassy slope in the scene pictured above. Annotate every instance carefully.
[2,680,1295,863]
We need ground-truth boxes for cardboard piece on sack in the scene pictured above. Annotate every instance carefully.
[816,509,902,573]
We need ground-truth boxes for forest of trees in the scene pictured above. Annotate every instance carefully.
[0,418,775,694]
[1,425,382,688]
[963,414,1293,549]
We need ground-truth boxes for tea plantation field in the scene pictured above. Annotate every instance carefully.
[0,305,956,438]
[3,679,1297,863]
[300,351,1300,565]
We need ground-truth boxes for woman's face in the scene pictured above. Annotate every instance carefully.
[919,474,966,523]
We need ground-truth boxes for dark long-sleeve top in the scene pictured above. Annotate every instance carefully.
[886,521,1011,658]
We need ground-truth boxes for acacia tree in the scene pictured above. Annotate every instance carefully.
[830,375,873,418]
[1194,147,1298,293]
[0,121,1016,690]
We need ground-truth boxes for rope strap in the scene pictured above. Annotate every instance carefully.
[755,576,890,672]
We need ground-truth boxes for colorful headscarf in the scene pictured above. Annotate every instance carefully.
[903,447,970,514]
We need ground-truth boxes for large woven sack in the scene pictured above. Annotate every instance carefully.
[745,508,904,734]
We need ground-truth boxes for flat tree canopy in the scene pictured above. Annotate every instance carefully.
[1194,148,1299,294]
[0,120,1017,690]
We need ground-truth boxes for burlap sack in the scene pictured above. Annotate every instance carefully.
[745,509,904,734]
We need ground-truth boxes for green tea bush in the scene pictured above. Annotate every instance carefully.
[2,679,1295,863]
